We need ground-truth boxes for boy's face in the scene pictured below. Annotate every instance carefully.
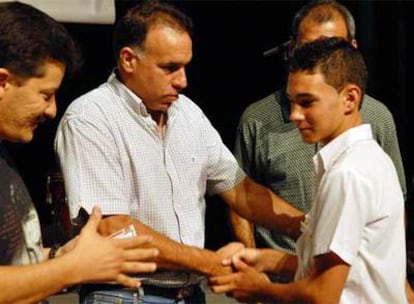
[0,59,65,143]
[287,70,348,145]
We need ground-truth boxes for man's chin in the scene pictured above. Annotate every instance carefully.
[13,131,34,143]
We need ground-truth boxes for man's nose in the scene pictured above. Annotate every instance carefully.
[172,67,187,90]
[44,98,57,119]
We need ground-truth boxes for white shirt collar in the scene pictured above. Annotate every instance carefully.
[314,124,373,174]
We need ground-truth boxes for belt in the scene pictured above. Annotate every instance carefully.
[142,284,200,300]
[80,283,201,301]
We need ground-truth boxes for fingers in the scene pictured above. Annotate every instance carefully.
[218,243,247,267]
[116,235,155,249]
[122,261,157,274]
[82,206,101,233]
[123,247,159,262]
[210,273,236,287]
[210,276,235,294]
[232,258,249,271]
[222,250,252,269]
[115,274,141,289]
[221,258,232,266]
[115,274,152,289]
[231,248,259,266]
[212,285,232,294]
[116,236,159,273]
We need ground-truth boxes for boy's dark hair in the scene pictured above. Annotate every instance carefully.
[0,1,81,79]
[289,37,367,99]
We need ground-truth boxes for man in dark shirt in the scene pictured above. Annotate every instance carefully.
[0,2,158,303]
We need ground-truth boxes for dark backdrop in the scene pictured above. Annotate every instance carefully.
[6,0,414,249]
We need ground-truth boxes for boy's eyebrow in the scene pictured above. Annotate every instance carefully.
[289,92,315,100]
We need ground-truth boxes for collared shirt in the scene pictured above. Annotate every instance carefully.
[295,124,406,303]
[234,89,406,253]
[55,73,246,287]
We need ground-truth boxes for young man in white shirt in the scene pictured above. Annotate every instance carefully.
[210,37,406,303]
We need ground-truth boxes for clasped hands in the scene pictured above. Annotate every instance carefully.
[212,242,272,304]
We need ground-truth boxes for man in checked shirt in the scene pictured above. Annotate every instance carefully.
[55,0,303,303]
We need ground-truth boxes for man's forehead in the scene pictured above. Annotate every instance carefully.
[298,18,348,44]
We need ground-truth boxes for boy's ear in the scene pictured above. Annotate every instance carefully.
[0,68,11,96]
[343,84,362,114]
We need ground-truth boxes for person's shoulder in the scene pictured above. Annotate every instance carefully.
[65,82,113,114]
[174,94,218,130]
[240,90,284,122]
[58,83,118,129]
[360,94,398,143]
[361,94,393,119]
[175,94,207,119]
[176,94,202,111]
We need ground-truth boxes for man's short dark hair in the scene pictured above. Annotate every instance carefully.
[113,0,193,63]
[0,1,81,79]
[289,37,367,98]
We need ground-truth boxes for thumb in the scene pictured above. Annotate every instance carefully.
[82,206,101,233]
[232,256,249,271]
[222,258,232,266]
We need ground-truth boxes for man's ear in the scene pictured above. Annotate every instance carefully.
[351,38,358,49]
[343,84,362,114]
[119,47,138,73]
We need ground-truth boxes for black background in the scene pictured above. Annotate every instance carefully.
[6,0,414,249]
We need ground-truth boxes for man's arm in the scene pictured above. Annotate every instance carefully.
[231,111,258,248]
[0,207,158,304]
[0,259,80,304]
[98,215,233,277]
[220,176,304,240]
[229,210,256,247]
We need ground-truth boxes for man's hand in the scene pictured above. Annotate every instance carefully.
[222,247,270,273]
[210,258,271,303]
[216,242,245,260]
[63,206,159,288]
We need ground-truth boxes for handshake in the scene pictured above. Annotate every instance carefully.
[62,207,289,303]
[211,242,291,303]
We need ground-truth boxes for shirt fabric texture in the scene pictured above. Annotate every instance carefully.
[55,73,246,287]
[0,143,44,267]
[234,89,406,253]
[295,124,406,303]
